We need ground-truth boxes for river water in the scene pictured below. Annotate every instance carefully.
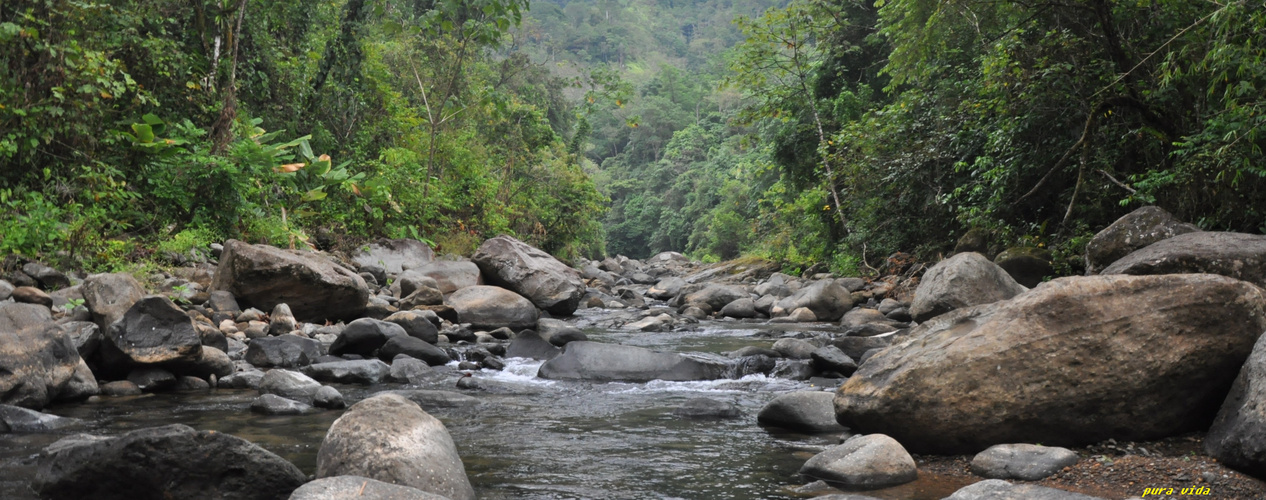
[0,316,974,499]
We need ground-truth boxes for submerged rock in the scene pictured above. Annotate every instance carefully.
[537,341,726,382]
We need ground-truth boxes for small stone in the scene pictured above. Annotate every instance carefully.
[313,386,345,409]
[799,434,918,489]
[251,394,312,415]
[971,443,1080,481]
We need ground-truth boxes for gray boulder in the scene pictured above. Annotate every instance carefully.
[757,391,847,432]
[33,424,306,500]
[290,476,451,500]
[101,296,202,368]
[389,357,438,385]
[0,301,52,332]
[472,235,585,315]
[268,303,297,334]
[1085,206,1200,274]
[0,404,80,432]
[413,260,482,294]
[259,369,322,403]
[811,345,857,376]
[379,336,450,366]
[837,274,1266,454]
[330,318,406,357]
[0,321,98,409]
[773,280,855,321]
[798,434,917,489]
[720,298,757,318]
[385,310,440,344]
[82,273,145,331]
[303,359,391,385]
[994,246,1054,288]
[127,367,176,391]
[1207,331,1266,477]
[316,393,475,500]
[245,335,322,368]
[772,338,819,360]
[909,252,1027,322]
[505,330,561,361]
[251,393,312,415]
[647,277,686,300]
[211,239,370,322]
[353,238,435,274]
[683,284,748,311]
[945,479,1107,499]
[538,341,726,382]
[971,443,1079,480]
[445,285,538,330]
[23,262,70,290]
[313,385,346,409]
[673,398,741,419]
[1101,231,1266,289]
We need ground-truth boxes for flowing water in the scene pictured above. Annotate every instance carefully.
[0,317,975,499]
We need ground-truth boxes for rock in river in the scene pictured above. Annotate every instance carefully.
[836,274,1266,454]
[211,239,370,323]
[0,321,98,409]
[757,391,847,433]
[798,434,917,490]
[473,235,586,315]
[909,252,1026,322]
[537,341,726,382]
[316,393,475,500]
[33,423,306,500]
[445,285,538,330]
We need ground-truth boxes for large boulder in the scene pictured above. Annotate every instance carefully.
[798,434,918,490]
[303,360,391,385]
[970,443,1079,481]
[908,252,1026,322]
[379,336,450,366]
[1085,206,1200,274]
[384,310,440,344]
[100,296,202,374]
[0,322,98,409]
[316,393,475,500]
[1100,231,1266,289]
[414,261,482,295]
[329,318,406,357]
[352,238,435,274]
[444,286,538,330]
[81,273,145,330]
[993,246,1053,288]
[757,391,848,432]
[1206,332,1266,477]
[211,239,369,323]
[537,341,726,382]
[33,424,306,500]
[945,479,1107,500]
[646,277,686,300]
[683,284,748,312]
[244,335,323,368]
[259,369,323,403]
[0,301,52,331]
[773,280,855,321]
[290,476,451,500]
[836,274,1266,454]
[472,235,585,315]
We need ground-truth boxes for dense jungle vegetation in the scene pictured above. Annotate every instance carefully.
[3,0,1265,275]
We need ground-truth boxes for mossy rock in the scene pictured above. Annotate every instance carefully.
[994,246,1053,288]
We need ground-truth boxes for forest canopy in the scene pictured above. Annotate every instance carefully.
[3,0,1264,275]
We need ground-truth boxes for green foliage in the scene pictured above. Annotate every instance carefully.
[2,0,609,268]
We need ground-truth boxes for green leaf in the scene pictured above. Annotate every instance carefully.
[301,188,327,202]
[131,123,154,143]
[298,140,314,161]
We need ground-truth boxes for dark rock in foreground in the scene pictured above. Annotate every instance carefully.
[33,423,306,500]
[0,322,98,409]
[1207,332,1266,477]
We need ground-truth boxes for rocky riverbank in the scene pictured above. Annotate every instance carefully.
[3,206,1266,498]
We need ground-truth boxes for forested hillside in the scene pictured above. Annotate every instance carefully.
[547,0,1266,276]
[4,0,1265,277]
[1,0,606,269]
